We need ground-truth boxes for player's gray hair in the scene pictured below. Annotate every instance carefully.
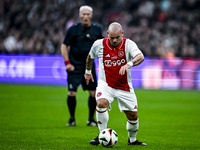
[79,5,93,13]
[108,22,123,32]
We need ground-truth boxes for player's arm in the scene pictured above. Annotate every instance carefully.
[84,54,94,85]
[61,44,74,71]
[119,53,145,75]
[131,53,145,66]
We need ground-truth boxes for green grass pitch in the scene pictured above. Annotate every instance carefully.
[0,84,200,150]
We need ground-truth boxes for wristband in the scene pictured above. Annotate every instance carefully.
[64,60,70,65]
[127,61,133,67]
[85,69,92,74]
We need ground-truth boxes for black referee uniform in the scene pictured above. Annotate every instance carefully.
[63,22,103,92]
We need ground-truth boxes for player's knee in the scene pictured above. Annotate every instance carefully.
[97,98,109,108]
[125,111,138,120]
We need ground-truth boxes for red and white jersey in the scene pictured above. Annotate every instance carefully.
[89,38,142,92]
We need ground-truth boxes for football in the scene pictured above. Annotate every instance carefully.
[98,128,118,147]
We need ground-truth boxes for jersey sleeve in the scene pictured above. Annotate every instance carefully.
[127,39,142,58]
[89,39,102,59]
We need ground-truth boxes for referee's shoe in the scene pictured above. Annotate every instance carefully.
[66,118,76,127]
[87,119,98,126]
[66,118,97,127]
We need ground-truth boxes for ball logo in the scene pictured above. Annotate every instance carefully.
[118,51,124,57]
[104,59,126,66]
[97,92,102,97]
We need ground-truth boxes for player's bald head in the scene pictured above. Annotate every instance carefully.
[108,22,123,32]
[107,22,124,47]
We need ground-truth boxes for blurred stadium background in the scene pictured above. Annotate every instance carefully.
[0,0,200,90]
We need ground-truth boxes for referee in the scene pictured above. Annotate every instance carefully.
[61,5,103,126]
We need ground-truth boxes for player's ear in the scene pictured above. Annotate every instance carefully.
[107,30,109,36]
[121,30,124,36]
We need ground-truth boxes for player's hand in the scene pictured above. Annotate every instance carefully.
[66,64,75,72]
[119,64,131,75]
[84,73,94,85]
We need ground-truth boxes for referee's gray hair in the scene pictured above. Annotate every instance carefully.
[79,5,93,13]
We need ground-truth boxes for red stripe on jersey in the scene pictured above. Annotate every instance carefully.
[103,38,130,92]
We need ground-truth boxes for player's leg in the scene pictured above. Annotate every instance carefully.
[125,111,139,142]
[96,98,109,131]
[125,111,146,145]
[125,111,139,143]
[90,98,109,145]
[95,83,114,132]
[117,90,147,145]
[90,83,113,145]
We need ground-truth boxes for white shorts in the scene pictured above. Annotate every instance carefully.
[95,81,138,112]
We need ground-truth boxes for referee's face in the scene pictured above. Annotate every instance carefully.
[79,8,92,27]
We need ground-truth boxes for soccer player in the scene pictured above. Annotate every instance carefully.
[84,22,147,145]
[61,5,103,126]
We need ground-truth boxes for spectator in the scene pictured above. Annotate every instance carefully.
[0,0,199,58]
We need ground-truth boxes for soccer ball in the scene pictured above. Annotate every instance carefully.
[98,128,118,147]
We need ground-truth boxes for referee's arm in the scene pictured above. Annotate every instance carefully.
[61,44,74,71]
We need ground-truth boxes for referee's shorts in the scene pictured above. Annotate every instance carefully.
[67,65,97,92]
